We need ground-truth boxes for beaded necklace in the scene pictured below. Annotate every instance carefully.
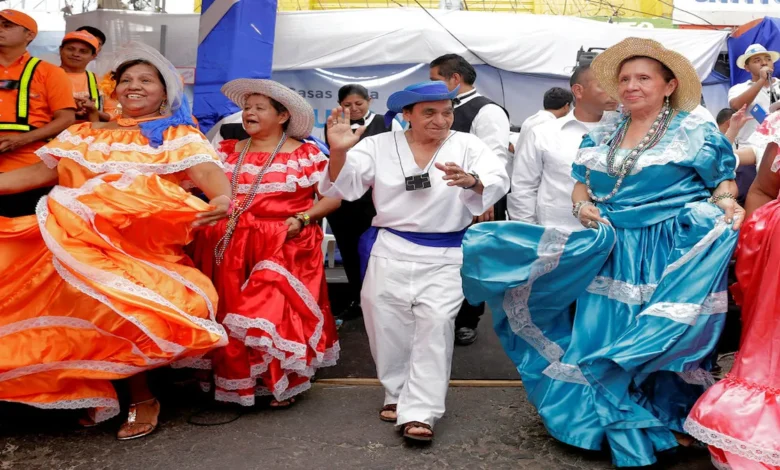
[586,98,674,203]
[214,134,288,265]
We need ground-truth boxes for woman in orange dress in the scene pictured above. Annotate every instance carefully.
[190,79,340,408]
[0,43,231,440]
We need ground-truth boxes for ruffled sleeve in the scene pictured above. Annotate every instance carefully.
[36,123,221,174]
[572,111,623,184]
[691,125,737,188]
[572,134,597,184]
[294,142,328,187]
[217,139,238,163]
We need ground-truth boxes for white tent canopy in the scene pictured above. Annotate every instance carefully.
[273,9,729,79]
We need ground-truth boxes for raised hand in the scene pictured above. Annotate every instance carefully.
[326,106,364,153]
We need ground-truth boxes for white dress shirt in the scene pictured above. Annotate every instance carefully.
[508,112,600,232]
[728,78,780,146]
[319,131,509,265]
[455,90,511,175]
[516,110,557,148]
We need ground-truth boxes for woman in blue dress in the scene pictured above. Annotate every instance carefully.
[462,38,745,467]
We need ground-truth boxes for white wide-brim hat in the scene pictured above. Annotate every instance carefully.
[737,44,780,70]
[221,79,314,140]
[592,37,701,112]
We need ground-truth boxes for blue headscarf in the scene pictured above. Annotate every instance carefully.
[139,94,196,148]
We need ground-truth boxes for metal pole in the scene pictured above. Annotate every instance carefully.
[160,24,167,56]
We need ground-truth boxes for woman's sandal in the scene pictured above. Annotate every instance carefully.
[117,398,160,441]
[270,397,296,409]
[402,421,434,442]
[379,404,397,422]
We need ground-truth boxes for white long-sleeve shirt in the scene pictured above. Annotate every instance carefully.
[319,131,509,265]
[455,90,511,175]
[515,110,556,149]
[508,113,600,231]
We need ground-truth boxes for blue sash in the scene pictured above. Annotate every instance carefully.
[358,226,468,280]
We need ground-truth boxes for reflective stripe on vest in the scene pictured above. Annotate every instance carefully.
[86,71,101,110]
[0,57,42,132]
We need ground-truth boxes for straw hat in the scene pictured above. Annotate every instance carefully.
[736,44,780,70]
[591,38,701,112]
[221,79,314,140]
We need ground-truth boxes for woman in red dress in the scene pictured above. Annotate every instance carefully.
[191,79,341,407]
[685,112,780,469]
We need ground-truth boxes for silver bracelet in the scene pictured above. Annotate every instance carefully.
[572,200,595,219]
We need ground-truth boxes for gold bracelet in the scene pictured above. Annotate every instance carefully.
[294,212,311,227]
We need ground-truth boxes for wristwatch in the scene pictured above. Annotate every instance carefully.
[294,212,311,227]
[463,172,480,190]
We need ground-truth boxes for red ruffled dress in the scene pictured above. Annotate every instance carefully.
[685,116,780,469]
[191,140,339,405]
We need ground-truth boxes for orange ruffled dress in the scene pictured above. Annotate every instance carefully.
[190,140,339,405]
[0,123,228,422]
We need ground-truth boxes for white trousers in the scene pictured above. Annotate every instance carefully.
[361,256,464,428]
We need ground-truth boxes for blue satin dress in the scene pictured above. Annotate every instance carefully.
[461,111,739,467]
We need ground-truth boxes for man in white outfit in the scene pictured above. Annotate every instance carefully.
[319,81,509,442]
[514,87,573,154]
[509,64,618,231]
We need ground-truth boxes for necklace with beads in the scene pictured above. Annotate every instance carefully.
[213,134,287,265]
[586,98,674,203]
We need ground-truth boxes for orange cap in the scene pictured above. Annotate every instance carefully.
[62,31,100,52]
[0,10,37,35]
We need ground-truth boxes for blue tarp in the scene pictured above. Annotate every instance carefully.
[728,17,780,87]
[194,0,278,134]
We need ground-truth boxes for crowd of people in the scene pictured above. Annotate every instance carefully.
[2,6,780,469]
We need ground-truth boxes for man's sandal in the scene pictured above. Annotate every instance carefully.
[402,421,434,442]
[117,398,160,441]
[379,404,397,422]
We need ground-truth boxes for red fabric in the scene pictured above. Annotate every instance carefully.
[191,140,338,404]
[687,199,780,469]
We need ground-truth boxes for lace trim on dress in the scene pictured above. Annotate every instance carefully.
[54,129,209,156]
[586,276,657,306]
[19,397,120,424]
[710,456,732,470]
[0,359,147,384]
[170,356,212,370]
[502,227,585,383]
[234,172,325,194]
[42,175,226,340]
[576,112,714,175]
[637,292,727,325]
[684,419,780,466]
[542,361,589,385]
[0,316,161,366]
[36,148,219,175]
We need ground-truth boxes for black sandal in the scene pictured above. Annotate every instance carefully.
[379,404,397,422]
[402,421,433,442]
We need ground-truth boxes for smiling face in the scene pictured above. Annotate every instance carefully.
[402,100,454,141]
[242,93,290,137]
[115,62,167,118]
[617,57,678,115]
[339,93,371,120]
[0,19,34,48]
[60,41,96,71]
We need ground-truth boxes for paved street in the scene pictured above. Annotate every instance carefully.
[0,272,717,469]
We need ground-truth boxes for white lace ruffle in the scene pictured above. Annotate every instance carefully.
[586,276,657,306]
[22,397,120,423]
[0,359,147,384]
[37,147,219,176]
[710,456,732,470]
[637,291,727,325]
[234,172,324,194]
[684,419,780,466]
[53,129,210,156]
[214,390,256,406]
[170,356,212,370]
[677,369,715,388]
[502,227,585,382]
[575,112,715,175]
[542,361,589,385]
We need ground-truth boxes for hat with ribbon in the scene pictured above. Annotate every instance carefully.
[384,81,459,127]
[737,44,780,70]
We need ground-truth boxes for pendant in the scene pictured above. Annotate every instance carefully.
[405,173,431,191]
